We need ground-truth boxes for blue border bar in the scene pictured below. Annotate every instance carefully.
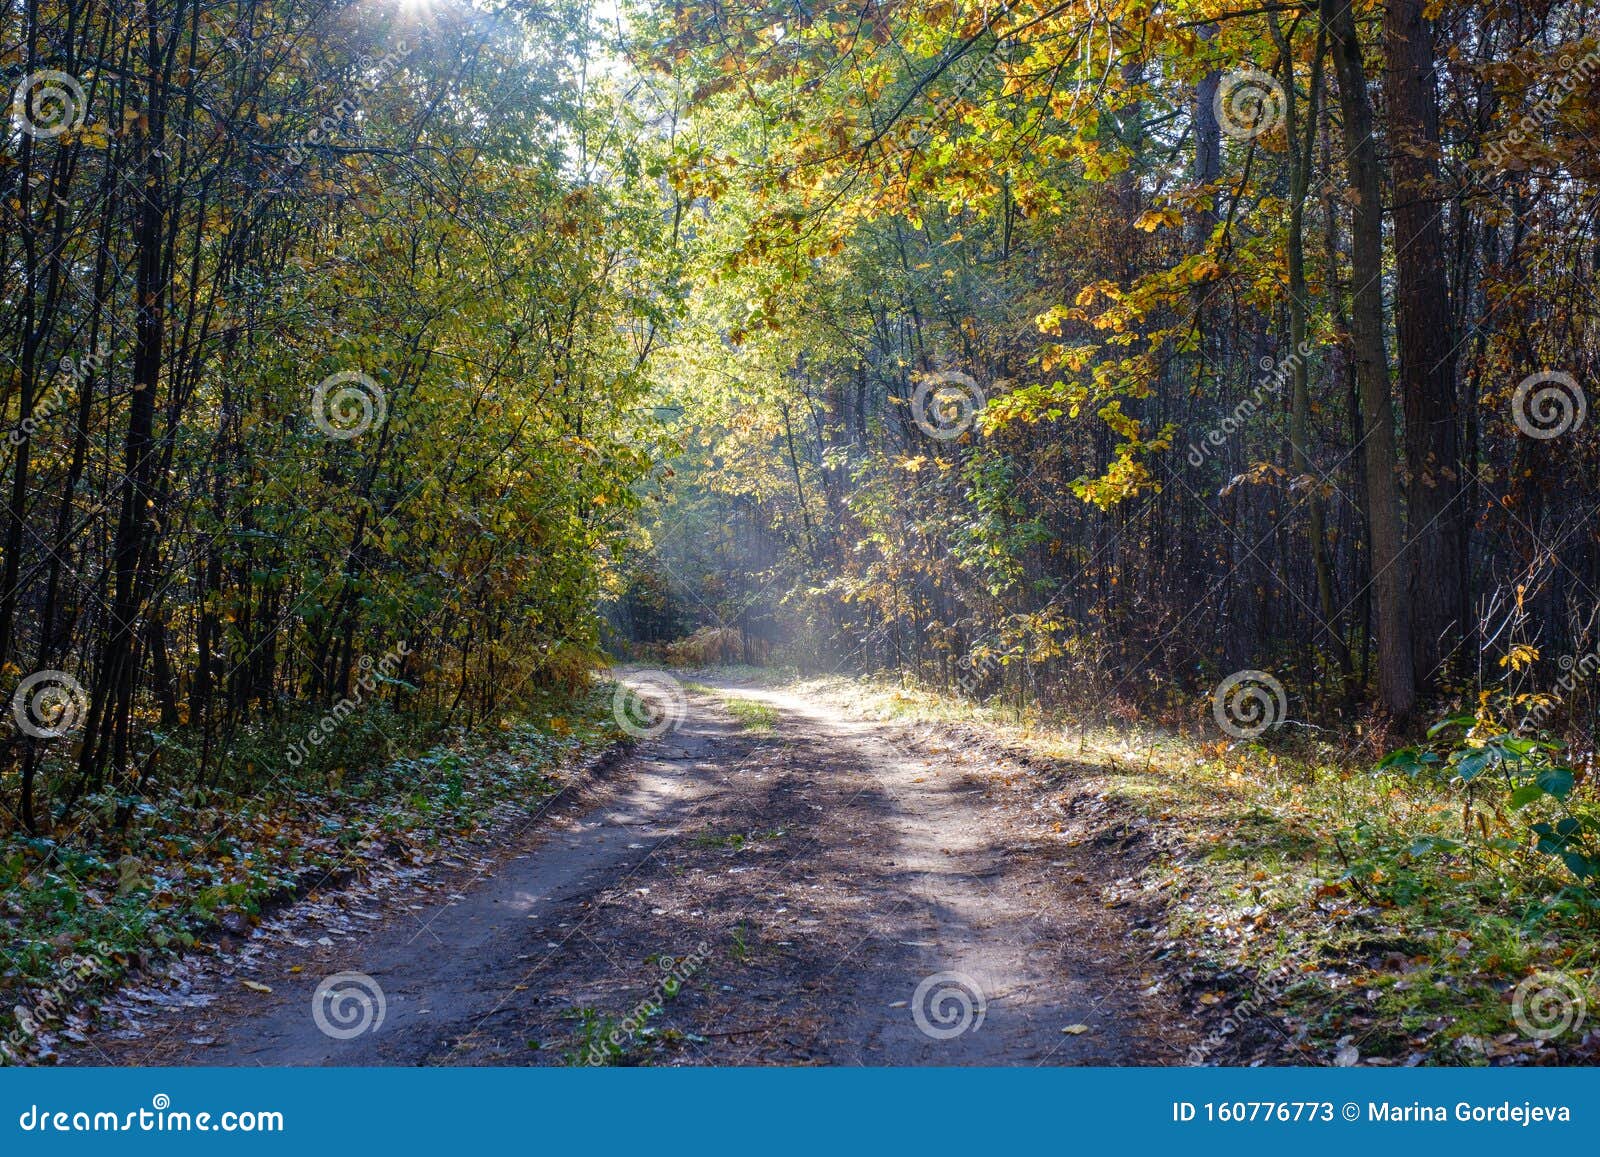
[5,1068,1596,1153]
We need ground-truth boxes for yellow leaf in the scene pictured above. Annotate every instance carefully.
[1133,207,1182,232]
[1500,644,1539,671]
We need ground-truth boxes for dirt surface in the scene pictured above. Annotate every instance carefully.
[64,676,1193,1066]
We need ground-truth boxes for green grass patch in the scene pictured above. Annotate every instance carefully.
[688,826,786,850]
[721,697,779,734]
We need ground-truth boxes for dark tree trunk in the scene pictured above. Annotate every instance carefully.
[1322,0,1416,717]
[1385,0,1467,691]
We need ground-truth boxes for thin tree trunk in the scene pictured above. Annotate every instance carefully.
[1321,0,1416,717]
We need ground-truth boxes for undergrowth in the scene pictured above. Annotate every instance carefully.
[0,685,623,1062]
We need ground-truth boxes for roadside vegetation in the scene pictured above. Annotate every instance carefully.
[3,691,622,1061]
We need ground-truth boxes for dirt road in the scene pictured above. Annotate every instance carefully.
[66,676,1188,1066]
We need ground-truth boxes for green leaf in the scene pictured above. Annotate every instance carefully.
[1408,835,1462,856]
[1536,766,1576,800]
[1562,852,1598,880]
[1532,822,1569,855]
[1509,783,1547,810]
[1455,749,1495,781]
[1427,714,1477,738]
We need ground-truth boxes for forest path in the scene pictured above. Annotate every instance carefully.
[67,674,1184,1066]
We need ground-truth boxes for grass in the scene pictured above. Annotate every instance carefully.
[729,920,752,963]
[563,1006,628,1066]
[562,947,708,1065]
[785,672,1600,1065]
[681,682,781,734]
[688,827,786,850]
[722,698,779,734]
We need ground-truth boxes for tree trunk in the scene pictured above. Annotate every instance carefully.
[1385,0,1466,690]
[1322,0,1416,717]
